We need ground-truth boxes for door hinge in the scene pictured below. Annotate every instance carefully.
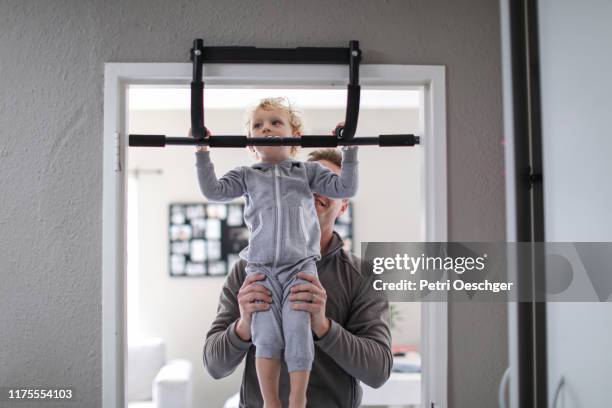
[527,166,541,187]
[529,172,542,186]
[115,131,122,173]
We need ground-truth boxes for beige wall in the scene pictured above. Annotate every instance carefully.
[128,106,423,407]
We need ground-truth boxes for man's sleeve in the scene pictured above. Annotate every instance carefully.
[196,151,246,202]
[202,261,252,379]
[305,146,359,199]
[314,260,393,388]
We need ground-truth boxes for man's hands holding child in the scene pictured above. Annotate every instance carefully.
[235,273,272,342]
[289,272,331,339]
[234,271,331,342]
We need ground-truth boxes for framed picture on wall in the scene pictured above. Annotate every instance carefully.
[168,202,249,277]
[168,201,353,277]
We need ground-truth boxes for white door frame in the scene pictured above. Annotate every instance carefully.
[103,63,447,408]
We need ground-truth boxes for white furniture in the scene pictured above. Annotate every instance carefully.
[127,337,193,408]
[223,393,240,408]
[360,352,421,408]
[360,372,421,408]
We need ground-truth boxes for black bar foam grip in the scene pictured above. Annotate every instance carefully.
[129,134,166,147]
[379,134,419,146]
[208,136,248,147]
[301,136,338,147]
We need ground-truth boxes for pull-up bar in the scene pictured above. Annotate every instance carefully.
[128,38,421,148]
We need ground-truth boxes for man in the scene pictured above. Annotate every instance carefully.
[203,148,392,407]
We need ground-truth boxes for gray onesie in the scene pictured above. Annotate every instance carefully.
[195,146,358,372]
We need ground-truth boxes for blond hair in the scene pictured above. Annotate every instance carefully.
[244,97,304,158]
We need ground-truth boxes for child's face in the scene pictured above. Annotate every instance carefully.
[249,107,299,161]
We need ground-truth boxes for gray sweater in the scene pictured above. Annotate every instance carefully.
[203,232,393,407]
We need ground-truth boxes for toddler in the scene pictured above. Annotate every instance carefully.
[194,97,358,408]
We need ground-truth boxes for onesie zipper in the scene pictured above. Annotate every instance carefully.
[273,164,281,268]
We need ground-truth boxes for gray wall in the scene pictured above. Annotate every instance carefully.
[0,1,506,407]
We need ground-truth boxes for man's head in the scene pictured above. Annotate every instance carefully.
[245,97,303,161]
[307,148,349,230]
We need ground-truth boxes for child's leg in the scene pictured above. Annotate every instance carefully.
[288,371,309,408]
[255,357,282,408]
[281,260,317,407]
[246,264,285,407]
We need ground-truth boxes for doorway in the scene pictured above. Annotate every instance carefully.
[103,63,447,408]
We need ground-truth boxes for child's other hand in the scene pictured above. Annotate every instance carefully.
[189,127,212,152]
[331,121,345,137]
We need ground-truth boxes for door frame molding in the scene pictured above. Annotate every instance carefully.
[103,62,448,408]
